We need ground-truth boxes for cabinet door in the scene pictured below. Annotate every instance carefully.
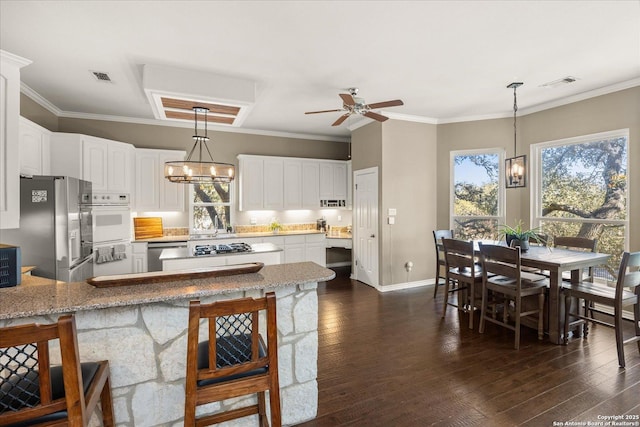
[108,142,133,193]
[239,156,264,211]
[83,137,109,191]
[158,151,185,211]
[263,158,283,210]
[19,118,45,176]
[134,151,160,210]
[284,244,305,263]
[306,243,327,267]
[319,162,334,199]
[132,243,148,273]
[302,161,320,208]
[283,160,302,209]
[333,162,348,200]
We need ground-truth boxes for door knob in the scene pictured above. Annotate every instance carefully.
[370,234,375,238]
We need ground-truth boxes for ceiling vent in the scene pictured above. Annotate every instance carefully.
[142,64,255,127]
[541,76,578,88]
[91,71,112,82]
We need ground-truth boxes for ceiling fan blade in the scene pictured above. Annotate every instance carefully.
[339,93,356,106]
[366,99,404,109]
[332,113,351,126]
[363,111,389,122]
[305,109,345,115]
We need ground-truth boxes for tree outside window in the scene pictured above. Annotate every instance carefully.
[451,150,504,239]
[533,130,628,278]
[190,182,232,233]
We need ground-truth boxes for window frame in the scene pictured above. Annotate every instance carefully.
[188,181,235,235]
[529,128,630,251]
[449,147,506,235]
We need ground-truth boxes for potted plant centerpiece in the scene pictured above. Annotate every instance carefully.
[269,219,282,234]
[498,220,545,252]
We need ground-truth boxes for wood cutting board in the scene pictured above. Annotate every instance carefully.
[133,217,164,239]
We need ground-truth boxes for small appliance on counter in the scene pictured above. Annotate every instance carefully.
[0,244,21,287]
[316,218,327,232]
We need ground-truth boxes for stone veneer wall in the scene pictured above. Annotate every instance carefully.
[0,284,319,427]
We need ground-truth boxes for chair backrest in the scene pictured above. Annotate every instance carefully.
[553,236,597,252]
[478,243,522,287]
[185,292,278,387]
[615,251,640,301]
[442,238,477,277]
[530,232,549,247]
[0,315,87,425]
[433,230,454,259]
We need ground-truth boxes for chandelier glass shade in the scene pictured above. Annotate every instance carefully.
[164,107,235,184]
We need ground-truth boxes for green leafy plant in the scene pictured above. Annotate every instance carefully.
[497,220,546,244]
[269,219,282,232]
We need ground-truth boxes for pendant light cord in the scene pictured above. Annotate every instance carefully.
[513,85,518,157]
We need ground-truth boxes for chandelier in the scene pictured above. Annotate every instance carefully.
[164,107,235,184]
[505,82,526,188]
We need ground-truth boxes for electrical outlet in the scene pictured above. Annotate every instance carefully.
[250,217,257,225]
[337,215,342,222]
[388,216,395,225]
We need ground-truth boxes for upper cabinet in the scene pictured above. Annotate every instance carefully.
[19,117,51,177]
[238,154,349,211]
[134,148,186,212]
[50,133,134,194]
[0,50,31,229]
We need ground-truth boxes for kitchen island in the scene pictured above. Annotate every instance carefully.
[160,242,283,270]
[0,262,335,426]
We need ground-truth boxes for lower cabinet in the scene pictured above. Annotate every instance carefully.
[264,233,326,267]
[132,242,148,273]
[163,251,281,271]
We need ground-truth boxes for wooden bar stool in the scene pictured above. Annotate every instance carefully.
[184,292,281,427]
[0,315,115,427]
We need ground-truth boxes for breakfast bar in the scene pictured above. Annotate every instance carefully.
[0,262,335,426]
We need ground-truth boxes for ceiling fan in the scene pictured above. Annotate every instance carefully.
[305,88,404,126]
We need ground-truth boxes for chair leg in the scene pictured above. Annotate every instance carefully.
[441,278,451,318]
[479,286,488,334]
[468,283,475,330]
[269,386,282,427]
[433,262,441,298]
[257,391,268,427]
[564,293,571,345]
[538,293,544,341]
[614,305,626,368]
[514,297,521,350]
[635,302,640,354]
[100,375,115,427]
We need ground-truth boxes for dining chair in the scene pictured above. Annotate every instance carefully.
[442,238,483,329]
[433,229,454,298]
[478,243,548,350]
[0,315,115,427]
[563,251,640,368]
[184,292,281,427]
[554,236,598,317]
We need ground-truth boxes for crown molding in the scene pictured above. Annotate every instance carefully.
[20,77,640,137]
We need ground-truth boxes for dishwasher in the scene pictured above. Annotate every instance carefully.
[147,241,188,272]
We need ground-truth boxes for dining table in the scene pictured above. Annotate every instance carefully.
[475,241,611,345]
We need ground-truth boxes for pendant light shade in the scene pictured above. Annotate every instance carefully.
[164,107,235,184]
[505,82,526,189]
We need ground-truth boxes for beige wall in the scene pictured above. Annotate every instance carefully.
[20,94,59,131]
[381,120,437,286]
[437,86,640,253]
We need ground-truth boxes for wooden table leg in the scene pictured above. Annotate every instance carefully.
[548,270,561,344]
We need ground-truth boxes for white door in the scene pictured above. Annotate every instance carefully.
[354,167,378,287]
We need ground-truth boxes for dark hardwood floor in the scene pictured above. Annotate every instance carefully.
[298,268,640,426]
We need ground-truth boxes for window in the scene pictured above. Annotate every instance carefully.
[450,149,505,239]
[531,129,629,279]
[189,182,233,234]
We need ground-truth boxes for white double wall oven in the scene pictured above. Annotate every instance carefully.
[89,192,133,276]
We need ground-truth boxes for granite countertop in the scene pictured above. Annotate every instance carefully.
[160,242,282,261]
[0,262,335,320]
[326,231,352,239]
[133,230,326,243]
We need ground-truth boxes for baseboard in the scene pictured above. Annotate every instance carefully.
[374,278,434,293]
[327,261,352,268]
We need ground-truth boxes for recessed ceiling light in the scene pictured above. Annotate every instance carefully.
[90,70,112,82]
[540,76,578,88]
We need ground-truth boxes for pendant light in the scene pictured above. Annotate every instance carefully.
[505,82,526,188]
[164,107,235,183]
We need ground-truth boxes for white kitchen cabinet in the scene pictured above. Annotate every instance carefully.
[284,159,320,209]
[262,233,326,266]
[163,250,281,271]
[263,158,283,210]
[319,160,348,204]
[301,161,320,208]
[238,155,264,211]
[50,133,134,194]
[134,148,186,212]
[283,160,302,209]
[19,117,51,176]
[305,233,327,267]
[0,50,31,229]
[132,242,148,273]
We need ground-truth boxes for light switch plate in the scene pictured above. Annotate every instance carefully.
[388,208,397,216]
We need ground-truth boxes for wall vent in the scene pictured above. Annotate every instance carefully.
[91,71,112,82]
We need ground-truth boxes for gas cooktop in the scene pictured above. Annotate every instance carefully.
[193,243,253,257]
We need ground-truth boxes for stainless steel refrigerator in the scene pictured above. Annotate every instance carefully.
[1,176,93,282]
